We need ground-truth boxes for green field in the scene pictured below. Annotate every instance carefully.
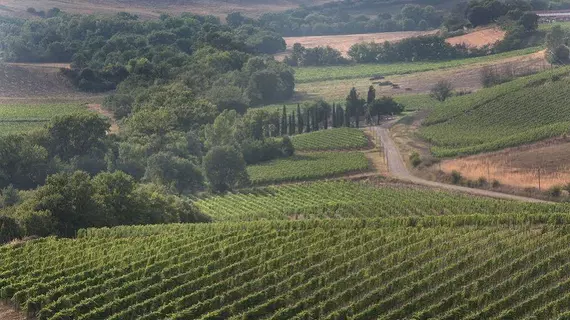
[292,128,369,151]
[294,47,542,83]
[195,181,570,221]
[0,103,89,135]
[3,215,570,319]
[247,151,369,184]
[420,67,570,157]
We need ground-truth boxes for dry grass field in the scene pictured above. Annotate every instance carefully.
[0,0,327,18]
[446,27,506,48]
[294,50,547,101]
[440,138,570,189]
[276,30,439,59]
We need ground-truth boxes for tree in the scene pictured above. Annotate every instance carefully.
[281,106,287,136]
[297,104,303,134]
[48,113,110,161]
[519,12,539,32]
[467,6,492,27]
[367,85,376,105]
[0,216,21,244]
[281,136,295,157]
[289,112,296,135]
[430,80,454,101]
[144,152,204,193]
[332,104,337,127]
[346,87,365,128]
[204,110,240,149]
[203,146,249,193]
[1,185,20,208]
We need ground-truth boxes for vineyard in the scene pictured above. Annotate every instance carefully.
[291,128,369,151]
[420,67,570,157]
[3,216,570,319]
[194,180,570,221]
[247,152,369,184]
[0,103,88,135]
[294,47,541,83]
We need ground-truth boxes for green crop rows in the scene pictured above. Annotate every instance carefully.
[3,216,570,319]
[194,181,570,221]
[294,47,542,83]
[0,103,88,135]
[247,152,369,184]
[420,67,570,157]
[292,128,369,151]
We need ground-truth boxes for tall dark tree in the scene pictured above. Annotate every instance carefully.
[297,104,303,134]
[288,113,295,135]
[281,106,287,136]
[332,103,336,127]
[324,107,329,129]
[312,107,319,131]
[367,85,376,105]
[344,106,350,127]
[305,109,311,133]
[337,106,344,127]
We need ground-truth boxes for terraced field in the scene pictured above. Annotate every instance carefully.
[247,151,369,184]
[0,103,89,134]
[3,215,570,319]
[420,67,570,157]
[194,181,570,221]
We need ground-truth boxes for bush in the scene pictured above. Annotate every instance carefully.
[241,139,283,165]
[478,176,488,187]
[281,136,295,157]
[410,152,422,167]
[430,80,453,102]
[549,185,562,197]
[492,179,501,188]
[451,170,462,184]
[0,216,22,244]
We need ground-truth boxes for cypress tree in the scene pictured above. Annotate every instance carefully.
[355,103,360,128]
[313,107,318,131]
[344,105,350,127]
[337,106,344,127]
[324,107,329,130]
[281,105,287,136]
[332,103,336,128]
[297,104,303,134]
[305,109,311,133]
[291,111,296,135]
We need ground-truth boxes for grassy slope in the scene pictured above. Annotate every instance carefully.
[195,180,570,221]
[420,67,570,157]
[294,47,542,83]
[3,215,570,319]
[0,103,88,135]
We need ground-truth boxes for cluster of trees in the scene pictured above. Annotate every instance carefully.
[255,4,444,36]
[546,25,570,63]
[445,0,540,30]
[348,35,487,63]
[26,7,61,18]
[284,43,348,66]
[0,11,293,107]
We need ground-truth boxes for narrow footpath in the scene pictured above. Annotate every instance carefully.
[372,122,550,203]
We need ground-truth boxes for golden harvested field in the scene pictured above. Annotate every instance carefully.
[441,138,570,189]
[294,50,547,101]
[446,27,506,48]
[276,30,439,59]
[0,0,327,19]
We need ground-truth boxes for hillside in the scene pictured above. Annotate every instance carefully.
[0,0,331,18]
[2,214,570,319]
[420,67,570,157]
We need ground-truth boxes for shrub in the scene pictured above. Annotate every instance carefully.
[478,176,488,187]
[492,180,501,188]
[410,152,421,167]
[430,80,453,102]
[451,170,462,184]
[549,185,563,197]
[0,216,22,244]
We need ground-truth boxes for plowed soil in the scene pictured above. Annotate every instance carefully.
[446,28,506,48]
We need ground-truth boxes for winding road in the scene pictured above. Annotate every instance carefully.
[371,122,550,203]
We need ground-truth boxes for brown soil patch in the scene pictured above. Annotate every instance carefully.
[88,103,119,134]
[440,138,570,189]
[0,0,328,19]
[0,303,26,320]
[446,27,506,48]
[295,50,548,100]
[0,63,98,101]
[276,30,439,59]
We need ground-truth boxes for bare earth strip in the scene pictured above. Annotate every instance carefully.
[0,303,25,320]
[371,121,550,203]
[295,50,547,101]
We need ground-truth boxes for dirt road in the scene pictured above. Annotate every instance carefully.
[372,122,550,203]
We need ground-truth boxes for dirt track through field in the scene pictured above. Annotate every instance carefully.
[372,121,550,203]
[88,104,119,134]
[0,303,25,320]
